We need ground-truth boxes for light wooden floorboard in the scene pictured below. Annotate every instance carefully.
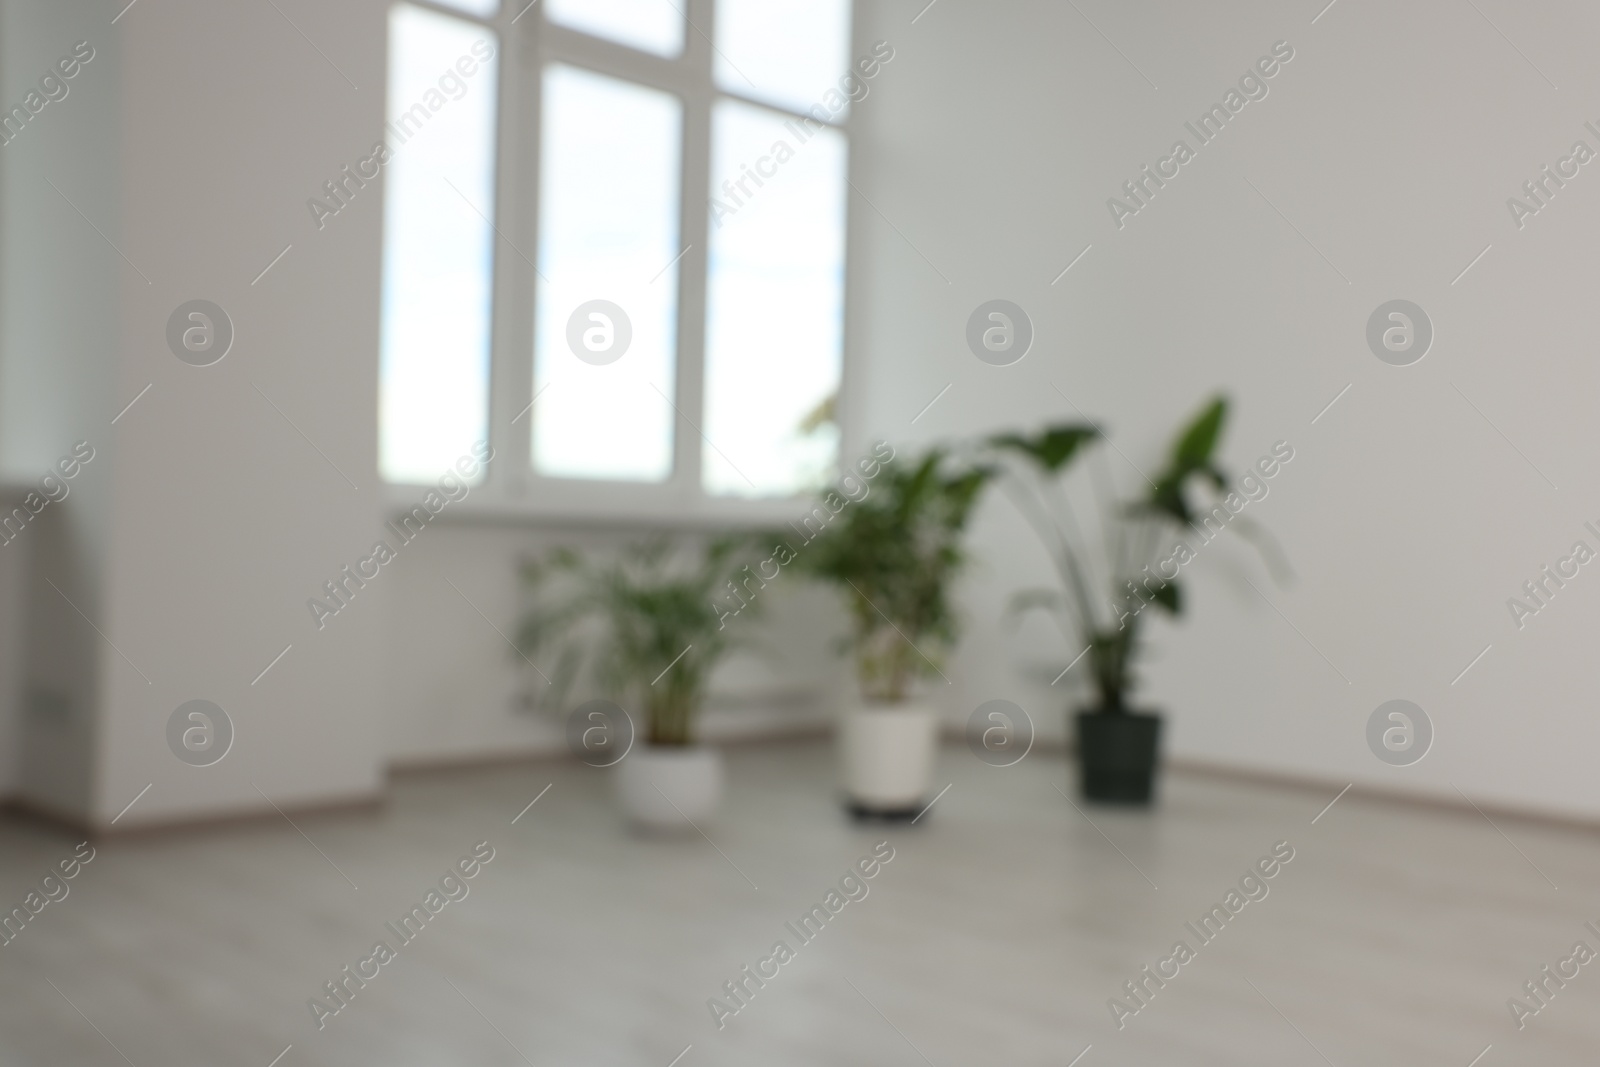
[0,739,1592,1065]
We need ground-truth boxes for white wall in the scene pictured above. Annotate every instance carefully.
[0,491,26,794]
[0,0,844,826]
[9,0,1596,826]
[0,0,121,819]
[848,0,1600,818]
[81,0,397,826]
[0,0,401,826]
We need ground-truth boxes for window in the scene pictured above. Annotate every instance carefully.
[703,100,845,497]
[545,0,683,57]
[429,0,499,16]
[532,64,681,484]
[379,3,499,484]
[379,0,853,517]
[715,0,851,113]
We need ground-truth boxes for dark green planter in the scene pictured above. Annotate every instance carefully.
[1075,708,1162,804]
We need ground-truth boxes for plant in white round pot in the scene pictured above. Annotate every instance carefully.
[515,538,752,832]
[792,449,992,819]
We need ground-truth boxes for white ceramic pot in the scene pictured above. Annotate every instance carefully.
[840,700,940,813]
[614,745,724,831]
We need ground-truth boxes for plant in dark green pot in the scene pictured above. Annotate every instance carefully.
[515,537,754,830]
[989,397,1284,804]
[789,446,992,817]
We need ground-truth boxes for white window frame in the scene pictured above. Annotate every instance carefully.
[383,0,860,527]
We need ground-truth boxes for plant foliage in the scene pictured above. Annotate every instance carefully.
[988,395,1277,711]
[514,538,754,746]
[791,449,992,703]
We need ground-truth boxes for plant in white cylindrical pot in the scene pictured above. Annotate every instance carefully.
[794,449,992,820]
[515,538,752,832]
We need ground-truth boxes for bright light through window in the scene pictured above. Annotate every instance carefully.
[532,65,682,483]
[704,99,845,497]
[715,0,851,115]
[380,0,853,508]
[546,0,684,57]
[379,4,499,484]
[430,0,499,16]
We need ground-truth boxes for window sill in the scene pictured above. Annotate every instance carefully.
[381,482,822,532]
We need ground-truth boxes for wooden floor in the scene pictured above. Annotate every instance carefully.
[0,739,1594,1066]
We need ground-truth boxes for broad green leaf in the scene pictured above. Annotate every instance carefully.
[989,424,1099,472]
[1147,580,1180,614]
[1171,396,1227,471]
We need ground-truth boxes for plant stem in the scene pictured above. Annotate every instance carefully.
[999,476,1099,645]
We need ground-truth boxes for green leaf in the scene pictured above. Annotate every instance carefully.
[1147,580,1181,614]
[942,465,994,523]
[1172,396,1227,470]
[1136,396,1232,525]
[989,424,1099,472]
[797,392,837,434]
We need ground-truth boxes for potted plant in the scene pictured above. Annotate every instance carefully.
[515,538,752,831]
[791,448,991,818]
[989,397,1283,804]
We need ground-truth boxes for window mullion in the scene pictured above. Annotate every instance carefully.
[671,97,712,504]
[488,9,536,498]
[670,0,718,505]
[835,0,864,478]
